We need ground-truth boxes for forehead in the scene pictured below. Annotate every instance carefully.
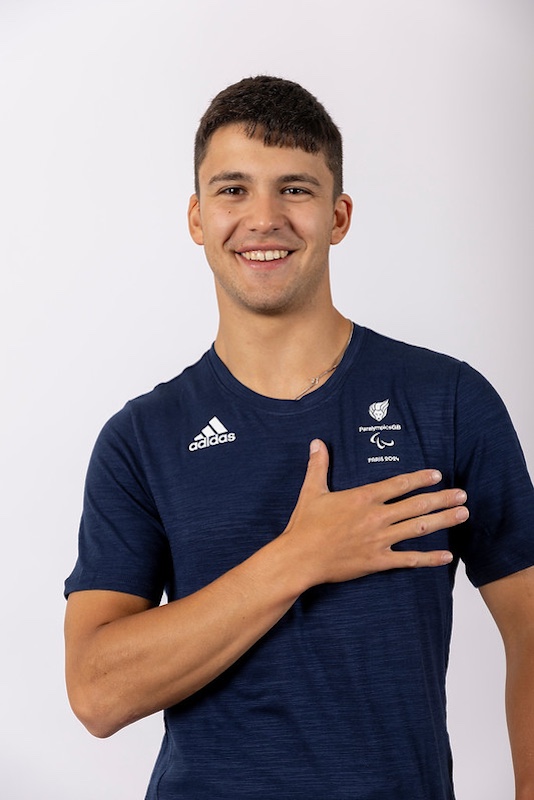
[198,123,332,185]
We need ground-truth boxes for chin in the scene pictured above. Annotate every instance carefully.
[237,291,307,316]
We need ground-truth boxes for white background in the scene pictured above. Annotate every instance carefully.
[1,1,533,797]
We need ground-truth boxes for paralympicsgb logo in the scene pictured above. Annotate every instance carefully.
[368,399,389,422]
[358,399,402,463]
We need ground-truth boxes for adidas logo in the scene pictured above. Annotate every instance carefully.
[188,416,236,452]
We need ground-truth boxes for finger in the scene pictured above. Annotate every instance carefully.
[300,439,330,497]
[371,469,444,503]
[391,504,469,544]
[385,488,468,527]
[386,548,455,570]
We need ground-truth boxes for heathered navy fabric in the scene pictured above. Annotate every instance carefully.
[65,325,534,799]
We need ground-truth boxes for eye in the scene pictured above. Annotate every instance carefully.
[219,186,245,196]
[281,187,311,196]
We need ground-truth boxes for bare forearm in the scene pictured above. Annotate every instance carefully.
[66,535,305,737]
[480,568,534,800]
[505,644,534,799]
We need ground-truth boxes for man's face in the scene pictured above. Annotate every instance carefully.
[188,124,352,317]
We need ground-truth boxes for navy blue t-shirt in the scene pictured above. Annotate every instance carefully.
[65,325,534,799]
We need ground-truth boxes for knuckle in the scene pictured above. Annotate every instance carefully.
[436,490,452,509]
[413,495,432,516]
[393,474,411,495]
[355,483,374,503]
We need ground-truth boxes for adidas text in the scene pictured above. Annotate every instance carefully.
[189,432,236,451]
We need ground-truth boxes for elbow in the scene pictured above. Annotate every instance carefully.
[67,682,128,739]
[83,714,122,740]
[84,719,119,740]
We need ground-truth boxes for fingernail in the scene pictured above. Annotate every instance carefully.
[456,507,469,522]
[455,490,467,503]
[430,470,442,483]
[441,552,453,564]
[309,439,320,454]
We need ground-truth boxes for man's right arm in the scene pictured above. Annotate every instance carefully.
[64,438,468,738]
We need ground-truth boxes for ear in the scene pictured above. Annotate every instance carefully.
[330,193,353,245]
[188,194,204,245]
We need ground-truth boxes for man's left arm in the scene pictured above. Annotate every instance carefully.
[481,565,534,800]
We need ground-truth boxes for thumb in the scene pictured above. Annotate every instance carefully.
[301,439,330,496]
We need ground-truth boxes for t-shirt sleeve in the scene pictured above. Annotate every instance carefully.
[453,362,534,587]
[64,404,170,603]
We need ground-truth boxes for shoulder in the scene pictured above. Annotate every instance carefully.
[361,327,501,384]
[94,349,212,450]
[128,349,211,414]
[359,327,465,385]
[357,327,506,413]
[362,327,460,368]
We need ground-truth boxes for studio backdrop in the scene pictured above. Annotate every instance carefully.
[1,1,532,797]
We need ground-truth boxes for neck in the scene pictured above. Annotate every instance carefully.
[214,305,352,400]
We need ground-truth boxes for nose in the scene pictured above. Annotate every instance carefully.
[245,192,284,233]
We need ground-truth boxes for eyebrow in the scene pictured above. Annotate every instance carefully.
[278,173,321,187]
[208,171,251,185]
[207,171,322,187]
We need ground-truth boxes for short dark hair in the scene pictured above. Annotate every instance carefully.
[194,76,343,198]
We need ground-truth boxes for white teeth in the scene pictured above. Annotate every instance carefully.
[240,250,289,262]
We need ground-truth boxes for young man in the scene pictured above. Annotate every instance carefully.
[65,76,534,799]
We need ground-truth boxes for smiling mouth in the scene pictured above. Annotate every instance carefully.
[239,249,290,262]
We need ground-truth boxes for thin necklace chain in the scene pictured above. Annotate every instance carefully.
[293,322,354,401]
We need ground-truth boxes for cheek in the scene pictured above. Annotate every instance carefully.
[204,209,238,241]
[299,218,332,250]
